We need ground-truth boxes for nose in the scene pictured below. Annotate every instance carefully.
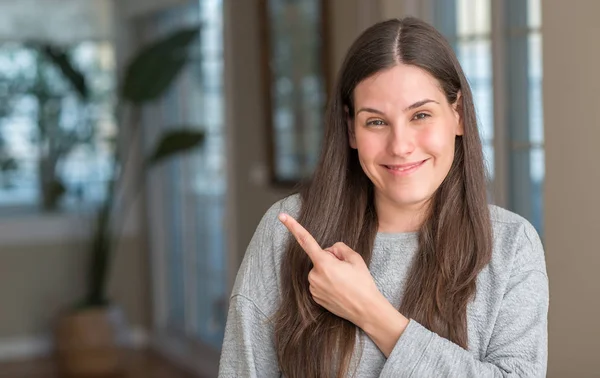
[388,124,415,157]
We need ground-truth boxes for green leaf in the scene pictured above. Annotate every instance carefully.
[0,157,18,172]
[147,129,205,166]
[38,44,89,100]
[49,179,66,199]
[122,27,200,104]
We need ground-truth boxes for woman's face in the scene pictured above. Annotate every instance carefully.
[349,63,463,211]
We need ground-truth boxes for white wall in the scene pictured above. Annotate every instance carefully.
[120,0,189,19]
[0,0,113,43]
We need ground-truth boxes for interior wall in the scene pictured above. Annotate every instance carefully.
[542,0,600,376]
[0,237,148,339]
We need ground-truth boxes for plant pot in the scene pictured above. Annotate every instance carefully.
[55,306,125,377]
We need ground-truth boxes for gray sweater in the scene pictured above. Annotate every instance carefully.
[218,195,549,377]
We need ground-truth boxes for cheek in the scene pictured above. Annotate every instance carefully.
[417,125,456,160]
[355,132,384,161]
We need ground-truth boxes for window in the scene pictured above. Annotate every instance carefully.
[261,0,329,184]
[142,0,227,354]
[0,41,116,213]
[431,0,544,235]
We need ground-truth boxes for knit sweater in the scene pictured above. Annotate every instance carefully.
[218,194,549,377]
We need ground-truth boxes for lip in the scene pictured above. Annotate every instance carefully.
[382,159,428,176]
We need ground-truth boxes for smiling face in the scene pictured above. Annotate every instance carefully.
[349,63,463,217]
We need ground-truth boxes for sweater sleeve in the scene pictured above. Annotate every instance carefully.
[379,224,549,378]
[217,295,280,378]
[218,200,291,378]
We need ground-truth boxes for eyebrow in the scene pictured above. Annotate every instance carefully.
[356,99,440,116]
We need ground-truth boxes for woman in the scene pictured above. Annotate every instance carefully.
[219,17,548,378]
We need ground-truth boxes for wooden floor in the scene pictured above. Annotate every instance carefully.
[0,350,202,378]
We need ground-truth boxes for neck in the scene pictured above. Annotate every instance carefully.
[375,192,429,233]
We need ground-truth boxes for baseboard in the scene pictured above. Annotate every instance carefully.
[0,334,53,362]
[0,326,149,362]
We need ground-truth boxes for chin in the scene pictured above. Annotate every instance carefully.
[388,194,431,209]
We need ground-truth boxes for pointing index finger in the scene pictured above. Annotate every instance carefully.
[278,213,324,263]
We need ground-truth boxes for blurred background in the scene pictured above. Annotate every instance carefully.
[0,0,596,377]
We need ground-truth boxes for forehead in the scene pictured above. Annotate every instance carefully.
[353,64,446,109]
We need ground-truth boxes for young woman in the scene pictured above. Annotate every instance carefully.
[218,17,548,378]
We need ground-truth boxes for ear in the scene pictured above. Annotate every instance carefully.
[453,91,464,136]
[345,106,357,149]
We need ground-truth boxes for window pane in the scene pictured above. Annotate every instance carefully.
[195,0,226,349]
[458,0,491,36]
[145,0,227,350]
[0,42,116,212]
[268,0,326,182]
[528,0,541,29]
[507,0,544,235]
[167,167,186,330]
[457,38,494,176]
[530,147,544,234]
[527,33,544,236]
[529,32,543,144]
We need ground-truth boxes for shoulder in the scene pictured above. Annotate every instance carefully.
[245,193,302,248]
[263,193,302,223]
[230,194,302,307]
[487,205,547,277]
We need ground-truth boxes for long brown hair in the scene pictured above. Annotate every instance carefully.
[273,17,492,378]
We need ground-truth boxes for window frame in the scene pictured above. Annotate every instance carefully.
[259,0,332,187]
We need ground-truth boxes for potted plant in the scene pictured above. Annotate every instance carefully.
[42,27,204,376]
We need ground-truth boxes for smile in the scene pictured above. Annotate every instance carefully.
[383,159,428,176]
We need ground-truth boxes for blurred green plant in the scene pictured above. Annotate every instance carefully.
[33,50,86,210]
[0,96,18,189]
[44,27,204,308]
[0,45,87,207]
